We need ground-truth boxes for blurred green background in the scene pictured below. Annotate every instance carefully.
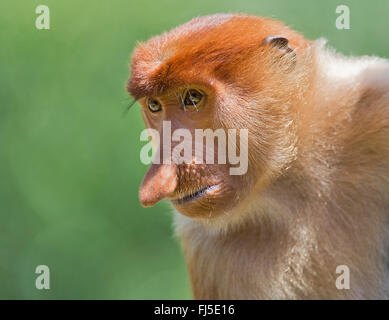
[0,0,388,299]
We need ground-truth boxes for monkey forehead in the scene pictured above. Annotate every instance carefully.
[127,14,307,99]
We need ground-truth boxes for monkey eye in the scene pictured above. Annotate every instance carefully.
[182,89,204,111]
[147,98,162,113]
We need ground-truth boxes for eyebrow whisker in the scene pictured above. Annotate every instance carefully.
[178,92,186,112]
[122,99,137,118]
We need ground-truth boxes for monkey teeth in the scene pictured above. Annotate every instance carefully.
[172,185,217,205]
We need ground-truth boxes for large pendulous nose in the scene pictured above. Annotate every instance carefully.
[139,163,178,207]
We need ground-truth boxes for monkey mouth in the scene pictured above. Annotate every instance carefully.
[171,185,218,205]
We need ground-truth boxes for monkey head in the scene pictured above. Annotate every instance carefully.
[127,14,310,220]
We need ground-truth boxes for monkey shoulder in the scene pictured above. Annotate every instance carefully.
[350,58,389,138]
[318,54,389,180]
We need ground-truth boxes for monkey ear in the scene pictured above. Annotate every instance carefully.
[262,36,296,71]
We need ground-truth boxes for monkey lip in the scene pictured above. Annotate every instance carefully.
[171,185,219,205]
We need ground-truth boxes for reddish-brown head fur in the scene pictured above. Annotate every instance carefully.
[128,14,309,100]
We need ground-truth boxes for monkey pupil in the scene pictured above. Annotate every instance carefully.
[148,99,161,112]
[184,89,203,106]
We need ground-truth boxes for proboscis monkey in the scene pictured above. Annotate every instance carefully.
[127,14,389,299]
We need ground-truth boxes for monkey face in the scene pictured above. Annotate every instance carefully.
[136,85,254,219]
